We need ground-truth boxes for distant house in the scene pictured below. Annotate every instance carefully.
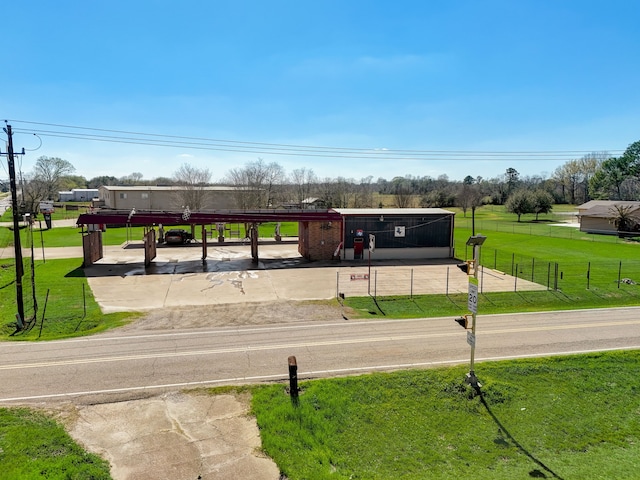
[58,189,99,202]
[577,200,640,234]
[301,197,327,209]
[97,185,239,211]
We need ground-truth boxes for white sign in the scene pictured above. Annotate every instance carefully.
[39,201,54,213]
[468,277,478,314]
[369,234,375,252]
[394,226,405,237]
[467,331,476,347]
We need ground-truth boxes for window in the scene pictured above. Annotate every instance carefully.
[141,193,149,199]
[119,193,127,199]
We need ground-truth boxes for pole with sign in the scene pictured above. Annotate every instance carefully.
[465,235,486,390]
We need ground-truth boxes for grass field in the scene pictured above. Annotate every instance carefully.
[250,350,640,479]
[0,408,112,480]
[0,258,133,340]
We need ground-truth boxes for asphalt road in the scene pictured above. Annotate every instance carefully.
[2,306,639,404]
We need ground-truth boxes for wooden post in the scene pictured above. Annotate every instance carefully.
[288,356,298,399]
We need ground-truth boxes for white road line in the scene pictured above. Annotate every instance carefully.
[1,346,638,403]
[4,305,639,346]
[2,319,639,370]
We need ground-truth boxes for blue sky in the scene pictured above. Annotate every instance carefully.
[3,1,639,183]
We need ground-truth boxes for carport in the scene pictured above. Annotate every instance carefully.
[76,209,343,267]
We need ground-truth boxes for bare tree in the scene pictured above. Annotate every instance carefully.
[21,175,49,214]
[120,172,144,185]
[553,153,605,204]
[456,176,476,217]
[172,163,212,211]
[224,159,284,209]
[31,156,76,201]
[290,167,317,205]
[354,176,375,208]
[391,176,414,208]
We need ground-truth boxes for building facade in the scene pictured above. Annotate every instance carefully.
[577,200,640,235]
[97,186,239,211]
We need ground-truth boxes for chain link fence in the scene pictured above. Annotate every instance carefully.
[335,255,640,300]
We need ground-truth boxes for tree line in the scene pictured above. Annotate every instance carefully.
[9,140,640,218]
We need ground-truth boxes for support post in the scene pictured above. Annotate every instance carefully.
[288,356,299,401]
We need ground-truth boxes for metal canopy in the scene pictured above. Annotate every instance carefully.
[77,209,343,227]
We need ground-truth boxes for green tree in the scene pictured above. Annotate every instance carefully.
[624,140,640,173]
[505,189,533,222]
[59,174,88,191]
[88,175,120,188]
[608,204,639,236]
[589,156,634,200]
[505,167,520,195]
[531,189,554,220]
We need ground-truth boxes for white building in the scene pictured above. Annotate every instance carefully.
[58,189,100,202]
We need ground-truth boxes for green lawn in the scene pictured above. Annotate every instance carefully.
[0,258,133,340]
[0,203,91,223]
[0,408,112,480]
[250,350,640,479]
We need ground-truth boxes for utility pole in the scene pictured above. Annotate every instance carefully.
[2,123,26,328]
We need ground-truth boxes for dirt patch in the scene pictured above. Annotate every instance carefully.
[118,300,353,332]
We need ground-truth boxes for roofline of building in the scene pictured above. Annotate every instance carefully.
[77,209,343,226]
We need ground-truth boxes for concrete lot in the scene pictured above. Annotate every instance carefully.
[75,240,544,313]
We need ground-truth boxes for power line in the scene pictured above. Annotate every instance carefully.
[7,119,624,161]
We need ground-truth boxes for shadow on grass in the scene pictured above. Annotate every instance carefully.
[480,293,496,306]
[64,266,87,278]
[479,393,564,479]
[515,291,537,304]
[446,295,463,308]
[548,289,574,303]
[371,295,386,316]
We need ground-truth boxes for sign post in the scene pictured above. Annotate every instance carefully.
[464,235,486,391]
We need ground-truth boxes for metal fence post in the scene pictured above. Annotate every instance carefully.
[531,258,535,282]
[374,270,377,300]
[446,266,449,295]
[410,268,414,299]
[618,261,622,289]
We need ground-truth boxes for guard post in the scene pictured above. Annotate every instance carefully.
[288,355,299,401]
